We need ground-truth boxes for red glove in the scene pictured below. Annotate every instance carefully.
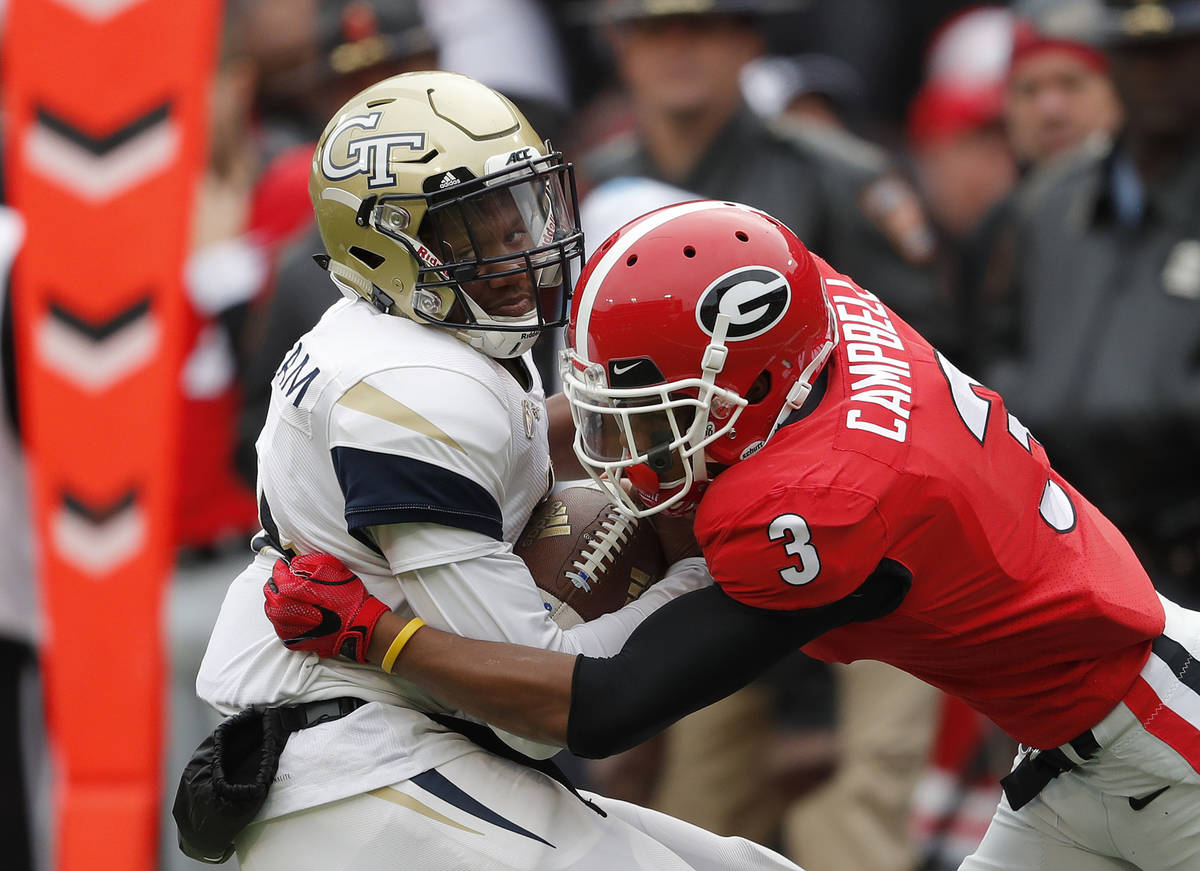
[263,553,390,664]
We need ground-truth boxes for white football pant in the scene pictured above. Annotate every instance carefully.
[237,746,803,871]
[962,596,1200,870]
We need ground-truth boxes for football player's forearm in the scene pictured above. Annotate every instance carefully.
[566,569,913,758]
[368,612,575,745]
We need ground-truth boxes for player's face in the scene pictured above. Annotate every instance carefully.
[436,205,537,316]
[579,394,697,484]
[419,176,569,320]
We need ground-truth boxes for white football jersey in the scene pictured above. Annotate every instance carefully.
[257,296,553,578]
[197,297,712,822]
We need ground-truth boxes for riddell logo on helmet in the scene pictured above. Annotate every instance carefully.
[696,267,791,341]
[321,112,426,189]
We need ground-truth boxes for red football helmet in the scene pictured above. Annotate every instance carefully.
[560,200,837,516]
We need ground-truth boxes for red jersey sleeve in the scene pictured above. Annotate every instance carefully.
[697,480,889,610]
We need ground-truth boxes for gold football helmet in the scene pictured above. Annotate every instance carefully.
[309,71,583,357]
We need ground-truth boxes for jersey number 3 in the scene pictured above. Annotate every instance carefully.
[768,514,821,585]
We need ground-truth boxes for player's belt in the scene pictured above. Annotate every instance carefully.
[275,696,366,732]
[1000,729,1100,811]
[1001,622,1200,811]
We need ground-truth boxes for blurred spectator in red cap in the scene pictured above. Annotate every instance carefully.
[1005,8,1121,167]
[907,6,1018,241]
[959,0,1122,380]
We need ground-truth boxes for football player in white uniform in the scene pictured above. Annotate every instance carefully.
[194,72,802,871]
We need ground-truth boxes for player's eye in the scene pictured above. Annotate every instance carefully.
[503,227,529,247]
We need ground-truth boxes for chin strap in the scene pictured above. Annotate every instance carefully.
[454,291,542,359]
[767,299,840,442]
[321,258,378,305]
[687,313,733,496]
[455,326,539,359]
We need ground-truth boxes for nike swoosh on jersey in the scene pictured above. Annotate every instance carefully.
[286,604,342,643]
[1128,785,1170,811]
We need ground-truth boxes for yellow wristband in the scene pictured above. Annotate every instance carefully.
[381,618,425,674]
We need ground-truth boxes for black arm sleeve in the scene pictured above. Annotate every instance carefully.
[566,558,913,759]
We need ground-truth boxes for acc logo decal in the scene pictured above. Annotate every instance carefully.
[696,266,790,341]
[320,112,425,189]
[506,147,534,165]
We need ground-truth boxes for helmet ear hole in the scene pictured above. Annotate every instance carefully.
[349,246,385,269]
[746,371,771,404]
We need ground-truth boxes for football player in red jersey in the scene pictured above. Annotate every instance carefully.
[265,201,1200,869]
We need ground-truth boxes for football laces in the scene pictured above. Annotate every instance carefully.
[565,507,636,592]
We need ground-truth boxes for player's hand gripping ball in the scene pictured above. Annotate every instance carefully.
[263,553,389,663]
[516,485,667,627]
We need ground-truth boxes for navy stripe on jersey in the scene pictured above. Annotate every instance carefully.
[257,494,296,558]
[410,769,554,847]
[331,446,503,540]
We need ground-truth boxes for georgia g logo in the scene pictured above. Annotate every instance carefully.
[696,266,791,341]
[320,112,426,189]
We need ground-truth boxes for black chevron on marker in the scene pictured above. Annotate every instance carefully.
[48,298,152,342]
[35,103,171,156]
[62,490,138,524]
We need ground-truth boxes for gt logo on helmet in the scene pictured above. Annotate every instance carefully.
[320,112,426,189]
[696,266,791,341]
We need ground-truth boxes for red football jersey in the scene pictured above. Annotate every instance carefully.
[696,262,1164,749]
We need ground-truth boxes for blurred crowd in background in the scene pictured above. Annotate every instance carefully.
[3,0,1200,869]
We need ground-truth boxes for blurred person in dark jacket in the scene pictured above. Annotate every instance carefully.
[976,0,1200,609]
[960,0,1123,374]
[579,0,950,352]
